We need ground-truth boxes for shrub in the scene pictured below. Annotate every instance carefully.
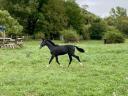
[60,29,79,43]
[90,21,107,40]
[34,32,45,39]
[104,30,125,44]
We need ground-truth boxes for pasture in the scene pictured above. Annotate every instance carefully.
[0,40,128,96]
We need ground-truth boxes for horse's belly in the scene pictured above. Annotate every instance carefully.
[53,48,68,55]
[58,52,67,55]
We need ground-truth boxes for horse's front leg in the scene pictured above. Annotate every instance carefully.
[55,56,60,65]
[68,55,72,67]
[47,55,54,67]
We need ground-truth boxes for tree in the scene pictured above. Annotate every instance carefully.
[116,17,128,36]
[107,6,128,36]
[0,10,23,35]
[42,0,68,39]
[90,19,107,40]
[104,17,116,26]
[1,0,111,40]
[65,0,84,33]
[81,24,91,40]
[81,9,97,25]
[110,6,127,18]
[1,0,48,35]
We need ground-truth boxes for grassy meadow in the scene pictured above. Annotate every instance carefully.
[0,40,128,96]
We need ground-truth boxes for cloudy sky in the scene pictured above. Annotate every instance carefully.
[76,0,128,17]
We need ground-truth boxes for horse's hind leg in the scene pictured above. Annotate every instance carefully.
[68,55,72,67]
[72,55,83,66]
[55,56,60,65]
[72,55,81,62]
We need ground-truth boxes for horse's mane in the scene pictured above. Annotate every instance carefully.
[47,40,59,46]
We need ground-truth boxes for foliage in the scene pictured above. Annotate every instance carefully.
[60,29,79,42]
[34,32,45,39]
[81,9,98,25]
[116,17,128,36]
[42,0,67,39]
[104,17,116,26]
[110,6,127,18]
[104,30,125,44]
[1,0,127,41]
[90,19,108,40]
[81,24,91,40]
[1,0,86,38]
[106,7,128,37]
[0,10,23,35]
[65,0,84,33]
[1,0,48,35]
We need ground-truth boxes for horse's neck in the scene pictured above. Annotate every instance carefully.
[46,42,56,51]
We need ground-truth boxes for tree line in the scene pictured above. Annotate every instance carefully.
[0,0,128,42]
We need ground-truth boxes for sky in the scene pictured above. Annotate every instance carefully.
[76,0,128,17]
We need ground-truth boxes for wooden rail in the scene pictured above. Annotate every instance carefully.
[0,38,23,48]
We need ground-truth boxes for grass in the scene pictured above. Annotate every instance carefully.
[0,40,128,96]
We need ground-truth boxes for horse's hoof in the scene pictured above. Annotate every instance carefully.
[79,62,83,66]
[59,65,63,67]
[46,65,50,67]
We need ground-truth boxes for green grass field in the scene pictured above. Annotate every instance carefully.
[0,40,128,96]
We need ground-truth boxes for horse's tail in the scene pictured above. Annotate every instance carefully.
[75,46,85,53]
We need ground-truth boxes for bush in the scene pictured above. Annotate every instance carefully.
[34,32,45,39]
[104,30,125,44]
[90,21,107,40]
[60,29,79,43]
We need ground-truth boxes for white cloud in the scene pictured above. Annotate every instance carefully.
[76,0,128,17]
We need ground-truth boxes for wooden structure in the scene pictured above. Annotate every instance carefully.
[0,25,23,48]
[0,37,23,48]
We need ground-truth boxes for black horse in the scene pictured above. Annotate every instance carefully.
[40,39,85,67]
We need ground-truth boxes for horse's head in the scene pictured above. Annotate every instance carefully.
[40,39,58,49]
[40,39,47,49]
